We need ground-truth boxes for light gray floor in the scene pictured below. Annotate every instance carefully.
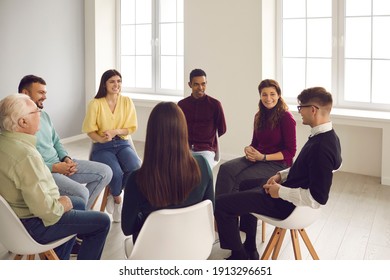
[1,137,390,260]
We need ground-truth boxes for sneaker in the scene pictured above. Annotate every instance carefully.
[112,201,122,223]
[106,195,114,214]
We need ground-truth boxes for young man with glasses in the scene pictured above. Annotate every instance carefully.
[215,87,342,260]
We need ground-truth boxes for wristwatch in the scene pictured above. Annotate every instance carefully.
[263,154,267,161]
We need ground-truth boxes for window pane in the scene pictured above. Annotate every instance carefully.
[121,25,135,55]
[283,0,305,18]
[177,23,184,56]
[160,23,176,55]
[346,0,372,16]
[306,58,332,90]
[121,0,135,24]
[136,0,152,24]
[177,0,184,22]
[160,0,176,22]
[372,60,390,104]
[136,56,152,88]
[345,17,371,58]
[344,59,371,102]
[282,58,306,98]
[136,24,152,55]
[283,19,306,57]
[177,56,184,90]
[121,56,135,88]
[161,56,177,89]
[373,0,390,15]
[373,17,390,59]
[307,0,331,17]
[307,18,332,57]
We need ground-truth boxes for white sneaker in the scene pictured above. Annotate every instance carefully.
[106,195,114,214]
[113,201,122,223]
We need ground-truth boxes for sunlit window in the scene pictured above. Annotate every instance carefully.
[119,0,184,96]
[278,0,390,110]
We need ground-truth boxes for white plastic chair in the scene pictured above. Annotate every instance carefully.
[252,166,342,260]
[0,195,76,260]
[124,199,215,260]
[252,206,321,260]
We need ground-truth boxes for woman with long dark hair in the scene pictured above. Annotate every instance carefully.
[82,69,141,222]
[121,102,214,242]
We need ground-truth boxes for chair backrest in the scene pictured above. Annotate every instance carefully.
[125,199,215,260]
[0,195,75,255]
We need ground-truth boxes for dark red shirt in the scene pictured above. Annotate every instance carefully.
[178,94,226,152]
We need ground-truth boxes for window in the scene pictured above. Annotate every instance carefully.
[278,0,390,110]
[119,0,184,96]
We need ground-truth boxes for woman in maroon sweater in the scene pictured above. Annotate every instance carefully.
[215,79,297,196]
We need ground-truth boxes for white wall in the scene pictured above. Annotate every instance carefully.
[0,0,385,181]
[0,0,85,138]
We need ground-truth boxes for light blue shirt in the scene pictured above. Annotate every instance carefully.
[36,110,68,171]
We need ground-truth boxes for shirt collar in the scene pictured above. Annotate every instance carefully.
[1,130,37,146]
[310,122,333,137]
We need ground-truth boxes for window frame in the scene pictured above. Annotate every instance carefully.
[116,0,184,98]
[276,0,390,112]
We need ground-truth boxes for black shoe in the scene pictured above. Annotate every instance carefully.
[246,249,259,260]
[225,249,249,260]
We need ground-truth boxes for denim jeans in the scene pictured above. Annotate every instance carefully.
[21,196,111,260]
[90,139,141,196]
[53,159,113,209]
[191,150,216,169]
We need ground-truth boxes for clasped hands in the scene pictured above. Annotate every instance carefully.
[263,173,282,199]
[53,158,77,176]
[244,145,264,162]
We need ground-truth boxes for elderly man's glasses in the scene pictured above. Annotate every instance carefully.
[297,105,319,112]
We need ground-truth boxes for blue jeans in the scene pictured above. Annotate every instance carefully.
[90,139,141,196]
[21,196,111,260]
[53,159,113,209]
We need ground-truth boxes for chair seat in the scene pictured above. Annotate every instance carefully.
[124,199,215,260]
[251,206,321,260]
[0,195,76,260]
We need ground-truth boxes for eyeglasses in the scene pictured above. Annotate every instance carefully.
[297,105,319,112]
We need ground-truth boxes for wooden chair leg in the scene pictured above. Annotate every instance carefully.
[261,221,266,243]
[99,186,110,212]
[14,254,23,260]
[290,229,302,260]
[271,228,287,260]
[39,253,47,260]
[298,228,319,260]
[43,249,60,260]
[261,227,282,260]
[27,254,35,260]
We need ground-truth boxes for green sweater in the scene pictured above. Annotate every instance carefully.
[0,131,64,226]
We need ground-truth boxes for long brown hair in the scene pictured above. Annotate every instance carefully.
[95,69,122,99]
[136,102,201,207]
[254,79,289,130]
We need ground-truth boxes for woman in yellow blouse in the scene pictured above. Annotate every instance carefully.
[82,69,141,222]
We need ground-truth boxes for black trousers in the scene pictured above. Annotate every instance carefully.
[215,156,287,196]
[215,185,295,251]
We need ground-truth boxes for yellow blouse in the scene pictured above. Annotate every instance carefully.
[82,94,137,141]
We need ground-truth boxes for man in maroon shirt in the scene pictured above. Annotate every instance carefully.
[178,69,227,168]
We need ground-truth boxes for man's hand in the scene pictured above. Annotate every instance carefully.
[263,179,281,198]
[58,196,73,212]
[52,161,77,176]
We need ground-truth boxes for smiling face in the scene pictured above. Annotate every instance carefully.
[22,82,47,109]
[188,76,207,99]
[260,86,280,110]
[105,75,122,95]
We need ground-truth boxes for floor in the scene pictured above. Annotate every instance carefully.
[1,137,390,260]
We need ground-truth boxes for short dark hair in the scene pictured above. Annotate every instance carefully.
[18,75,46,93]
[189,69,206,83]
[297,87,333,107]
